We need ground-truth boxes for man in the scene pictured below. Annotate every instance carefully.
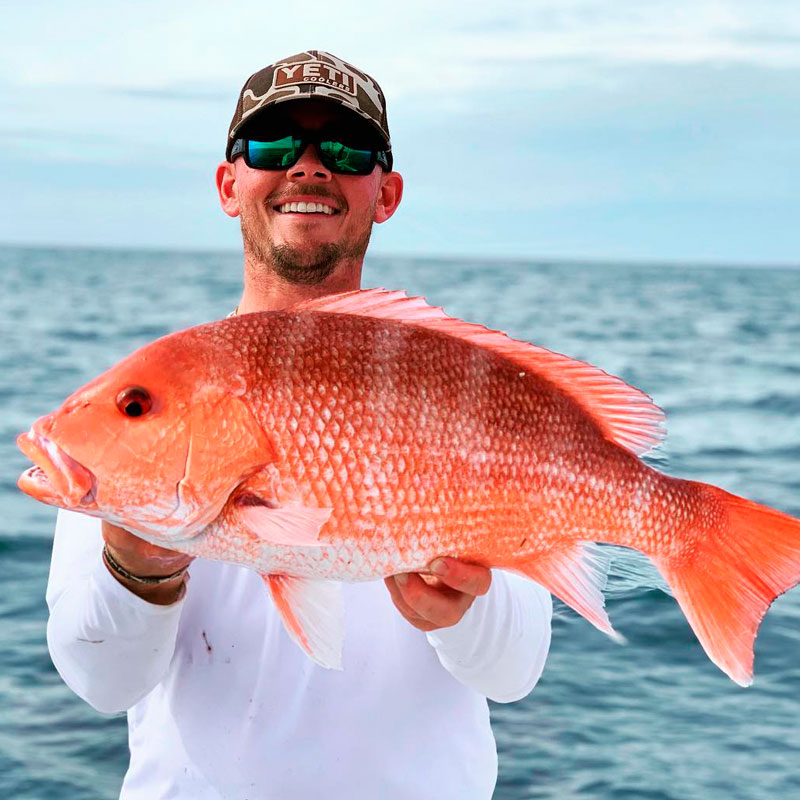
[46,51,552,799]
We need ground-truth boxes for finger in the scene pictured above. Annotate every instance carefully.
[102,521,192,571]
[385,575,446,631]
[393,572,474,628]
[102,521,181,557]
[383,577,438,631]
[384,576,418,619]
[428,558,492,597]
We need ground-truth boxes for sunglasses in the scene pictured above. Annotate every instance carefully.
[231,132,391,175]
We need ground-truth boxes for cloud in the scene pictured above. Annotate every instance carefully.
[1,1,798,263]
[4,1,800,98]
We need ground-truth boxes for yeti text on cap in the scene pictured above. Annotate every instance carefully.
[274,62,356,96]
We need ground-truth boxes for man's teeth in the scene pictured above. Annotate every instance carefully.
[277,202,335,215]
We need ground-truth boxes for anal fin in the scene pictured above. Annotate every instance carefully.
[264,574,344,669]
[511,543,625,643]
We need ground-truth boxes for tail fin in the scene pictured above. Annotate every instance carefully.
[655,484,800,686]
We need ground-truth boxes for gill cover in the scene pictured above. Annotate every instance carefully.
[175,382,275,534]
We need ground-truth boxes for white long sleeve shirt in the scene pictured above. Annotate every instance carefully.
[47,509,552,800]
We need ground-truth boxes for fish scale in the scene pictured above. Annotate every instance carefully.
[16,288,800,682]
[193,310,691,579]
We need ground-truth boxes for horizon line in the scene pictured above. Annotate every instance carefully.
[1,240,798,272]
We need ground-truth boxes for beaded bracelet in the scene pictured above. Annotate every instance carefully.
[102,544,189,586]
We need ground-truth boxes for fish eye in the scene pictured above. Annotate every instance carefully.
[116,387,153,418]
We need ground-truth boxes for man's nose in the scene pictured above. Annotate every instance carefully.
[287,144,332,182]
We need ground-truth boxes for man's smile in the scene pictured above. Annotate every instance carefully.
[272,196,341,216]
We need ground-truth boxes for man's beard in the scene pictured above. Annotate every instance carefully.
[241,211,374,286]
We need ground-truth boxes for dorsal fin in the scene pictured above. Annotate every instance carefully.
[293,289,666,456]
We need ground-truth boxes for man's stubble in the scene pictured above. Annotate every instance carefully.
[240,203,375,286]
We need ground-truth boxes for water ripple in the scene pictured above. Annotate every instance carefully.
[2,246,799,799]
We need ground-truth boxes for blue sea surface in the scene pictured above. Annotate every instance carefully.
[1,245,799,799]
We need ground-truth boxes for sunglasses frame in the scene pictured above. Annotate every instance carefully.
[230,135,391,175]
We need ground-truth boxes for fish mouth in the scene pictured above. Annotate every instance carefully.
[17,431,97,508]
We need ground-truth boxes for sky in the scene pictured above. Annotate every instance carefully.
[2,0,799,265]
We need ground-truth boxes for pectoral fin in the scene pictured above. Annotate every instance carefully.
[264,574,344,669]
[234,500,332,547]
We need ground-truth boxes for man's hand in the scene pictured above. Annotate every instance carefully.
[102,521,194,606]
[384,558,492,632]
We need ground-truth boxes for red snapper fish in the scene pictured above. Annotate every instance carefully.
[16,289,800,683]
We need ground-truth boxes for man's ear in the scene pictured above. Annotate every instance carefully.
[374,171,403,224]
[216,161,241,218]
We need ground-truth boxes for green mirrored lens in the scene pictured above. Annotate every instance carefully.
[247,136,302,169]
[243,135,378,174]
[319,141,374,174]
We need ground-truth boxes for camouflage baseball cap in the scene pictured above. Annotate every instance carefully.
[226,50,391,164]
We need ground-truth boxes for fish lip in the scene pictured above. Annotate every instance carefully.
[16,430,97,508]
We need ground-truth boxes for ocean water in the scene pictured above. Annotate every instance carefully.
[1,245,799,799]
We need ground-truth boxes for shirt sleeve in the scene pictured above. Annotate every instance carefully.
[46,509,187,715]
[425,570,552,703]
